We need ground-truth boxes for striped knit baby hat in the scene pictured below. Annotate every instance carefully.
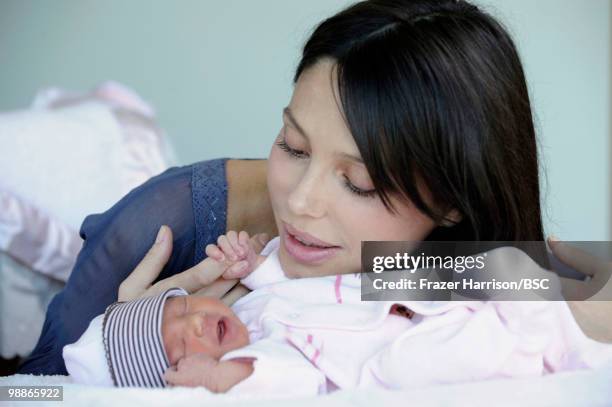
[102,287,188,387]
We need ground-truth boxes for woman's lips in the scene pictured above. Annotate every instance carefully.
[284,222,336,247]
[282,223,341,265]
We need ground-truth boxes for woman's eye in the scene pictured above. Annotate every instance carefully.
[276,130,376,199]
[275,138,308,159]
[343,176,377,198]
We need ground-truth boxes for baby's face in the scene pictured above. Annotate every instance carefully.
[162,295,249,366]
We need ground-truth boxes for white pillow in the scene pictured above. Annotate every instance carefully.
[0,82,177,281]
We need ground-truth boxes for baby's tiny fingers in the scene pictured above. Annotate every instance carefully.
[163,369,178,384]
[217,235,239,261]
[238,231,250,254]
[223,260,249,279]
[228,230,247,257]
[205,244,225,262]
[226,230,239,249]
[228,230,246,257]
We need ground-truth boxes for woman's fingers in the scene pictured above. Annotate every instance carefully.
[141,254,232,298]
[121,230,271,301]
[193,278,238,299]
[205,243,225,262]
[559,276,591,300]
[548,237,600,277]
[221,283,251,306]
[549,237,612,300]
[118,225,173,301]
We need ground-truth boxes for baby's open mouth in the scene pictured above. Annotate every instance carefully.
[217,318,226,344]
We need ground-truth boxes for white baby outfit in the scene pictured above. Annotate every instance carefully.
[222,236,612,395]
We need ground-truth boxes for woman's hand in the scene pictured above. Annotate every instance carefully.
[548,236,612,343]
[548,237,612,301]
[118,225,270,303]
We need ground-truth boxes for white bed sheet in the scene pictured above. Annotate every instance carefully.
[2,361,611,407]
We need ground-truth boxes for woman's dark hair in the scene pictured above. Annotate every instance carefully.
[294,0,544,241]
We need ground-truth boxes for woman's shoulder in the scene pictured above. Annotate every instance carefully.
[191,158,230,261]
[78,158,231,264]
[191,158,230,185]
[191,158,230,203]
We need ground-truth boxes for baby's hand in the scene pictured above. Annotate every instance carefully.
[164,353,254,393]
[164,353,219,388]
[205,231,269,279]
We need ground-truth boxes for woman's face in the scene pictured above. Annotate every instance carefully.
[267,58,437,278]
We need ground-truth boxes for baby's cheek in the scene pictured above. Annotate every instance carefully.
[236,321,250,347]
[162,327,180,365]
[164,341,178,366]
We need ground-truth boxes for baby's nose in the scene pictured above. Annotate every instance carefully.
[190,314,219,343]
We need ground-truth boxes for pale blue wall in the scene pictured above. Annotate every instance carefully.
[0,0,609,240]
[477,0,611,241]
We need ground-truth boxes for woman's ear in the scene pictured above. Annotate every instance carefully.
[440,209,462,227]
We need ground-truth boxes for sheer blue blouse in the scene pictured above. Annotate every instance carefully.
[18,158,229,375]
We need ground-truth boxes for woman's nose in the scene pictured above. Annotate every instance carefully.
[287,166,326,218]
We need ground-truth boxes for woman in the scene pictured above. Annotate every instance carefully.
[19,0,611,375]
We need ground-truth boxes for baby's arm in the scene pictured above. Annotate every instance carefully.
[163,353,254,392]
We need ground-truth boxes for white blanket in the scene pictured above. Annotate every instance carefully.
[2,362,612,407]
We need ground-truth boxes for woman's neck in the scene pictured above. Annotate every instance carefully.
[226,159,278,238]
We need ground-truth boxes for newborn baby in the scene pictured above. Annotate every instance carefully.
[63,287,254,391]
[64,230,612,395]
[161,292,256,390]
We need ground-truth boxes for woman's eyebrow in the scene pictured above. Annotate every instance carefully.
[283,107,309,140]
[283,106,364,164]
